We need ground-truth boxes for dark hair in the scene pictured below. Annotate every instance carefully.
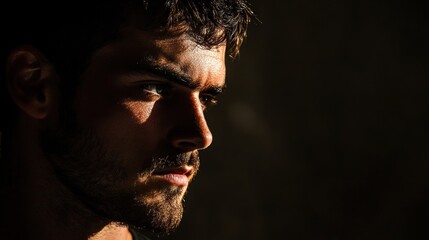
[0,0,254,132]
[138,0,254,58]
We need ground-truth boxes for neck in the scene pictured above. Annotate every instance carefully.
[1,121,132,240]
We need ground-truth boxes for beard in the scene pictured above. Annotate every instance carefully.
[40,112,200,235]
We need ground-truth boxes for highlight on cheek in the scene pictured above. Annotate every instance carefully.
[122,100,154,124]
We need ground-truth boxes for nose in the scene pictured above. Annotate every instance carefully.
[168,96,213,151]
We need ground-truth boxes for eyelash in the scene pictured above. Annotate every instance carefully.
[200,94,218,108]
[138,82,219,109]
[140,83,171,95]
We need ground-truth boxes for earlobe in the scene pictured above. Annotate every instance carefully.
[6,46,56,120]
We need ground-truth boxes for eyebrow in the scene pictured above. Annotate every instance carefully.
[131,58,226,95]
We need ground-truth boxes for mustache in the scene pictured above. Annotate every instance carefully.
[149,151,200,172]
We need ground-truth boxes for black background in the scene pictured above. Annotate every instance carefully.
[169,0,429,239]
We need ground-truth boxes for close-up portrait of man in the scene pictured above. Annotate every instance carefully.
[0,0,253,239]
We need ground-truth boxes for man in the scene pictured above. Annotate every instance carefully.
[0,0,253,239]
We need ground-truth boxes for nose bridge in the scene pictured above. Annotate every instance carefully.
[169,94,213,151]
[192,99,212,147]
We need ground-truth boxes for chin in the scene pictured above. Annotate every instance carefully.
[90,182,186,235]
[121,188,185,235]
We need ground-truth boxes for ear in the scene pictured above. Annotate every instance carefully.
[6,46,57,120]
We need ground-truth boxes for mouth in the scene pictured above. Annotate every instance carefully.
[152,165,194,186]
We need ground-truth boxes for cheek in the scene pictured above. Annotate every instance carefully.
[93,100,156,144]
[76,85,153,132]
[76,95,156,152]
[88,101,160,173]
[122,101,155,124]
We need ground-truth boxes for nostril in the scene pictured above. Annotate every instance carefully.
[170,130,212,151]
[175,141,198,150]
[172,136,207,151]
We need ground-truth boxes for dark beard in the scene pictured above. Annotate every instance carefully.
[40,117,200,235]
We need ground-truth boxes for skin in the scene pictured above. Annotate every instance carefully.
[2,21,226,239]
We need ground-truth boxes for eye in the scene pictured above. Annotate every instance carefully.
[140,83,171,95]
[200,94,218,108]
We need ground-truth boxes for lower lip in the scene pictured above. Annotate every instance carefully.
[156,174,189,186]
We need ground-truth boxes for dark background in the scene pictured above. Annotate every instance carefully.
[169,0,429,239]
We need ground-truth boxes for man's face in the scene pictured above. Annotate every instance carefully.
[43,25,226,234]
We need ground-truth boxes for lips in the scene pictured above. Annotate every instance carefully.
[152,165,194,186]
